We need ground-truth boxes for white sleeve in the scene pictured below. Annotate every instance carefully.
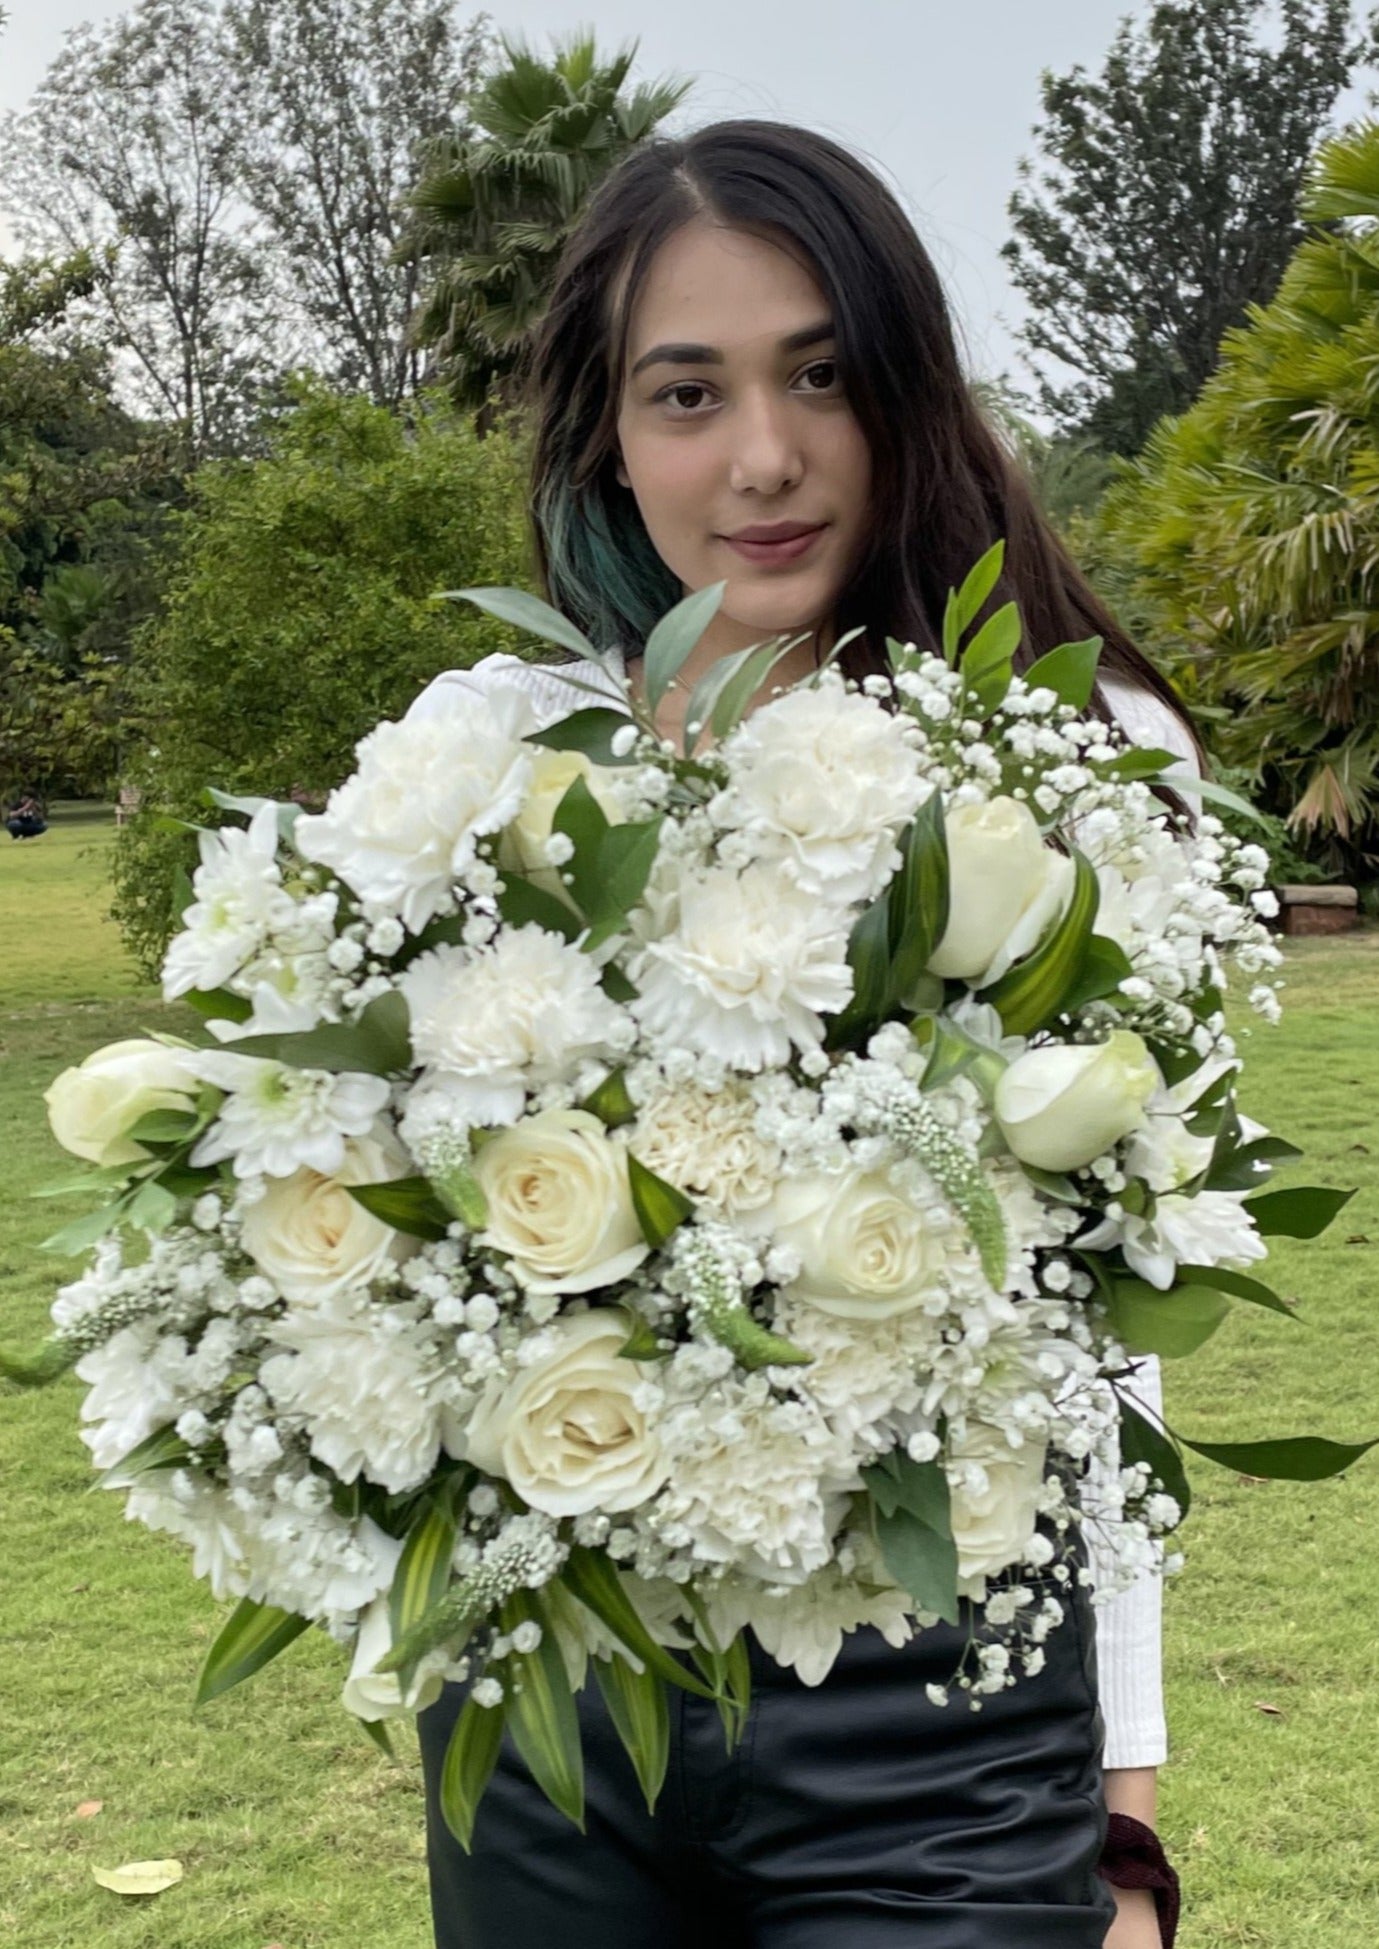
[1081,672,1187,1770]
[406,652,627,730]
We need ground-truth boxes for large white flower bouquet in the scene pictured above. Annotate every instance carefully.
[9,544,1370,1844]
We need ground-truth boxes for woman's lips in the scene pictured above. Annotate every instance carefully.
[720,525,827,566]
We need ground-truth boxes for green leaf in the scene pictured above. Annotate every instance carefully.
[560,1547,720,1701]
[591,1655,670,1815]
[228,987,412,1076]
[595,818,663,921]
[499,1590,585,1831]
[626,1152,694,1248]
[1243,1185,1355,1238]
[346,1176,452,1241]
[707,637,801,742]
[1165,772,1272,827]
[195,1597,311,1707]
[39,1199,130,1256]
[1116,1396,1193,1519]
[358,1715,398,1762]
[1100,746,1179,782]
[823,894,891,1051]
[1106,1277,1233,1359]
[181,986,254,1024]
[389,1496,462,1691]
[979,848,1099,1035]
[862,1450,953,1535]
[960,601,1021,713]
[1203,1135,1303,1194]
[494,872,581,941]
[1174,1263,1299,1320]
[171,863,196,926]
[126,1176,179,1232]
[600,962,638,1004]
[436,585,603,663]
[438,1690,507,1852]
[529,708,634,764]
[124,1108,199,1146]
[1175,1432,1379,1482]
[204,787,303,845]
[94,1423,193,1492]
[952,540,1006,638]
[643,582,726,715]
[580,1068,637,1129]
[886,793,949,1005]
[873,1505,961,1625]
[1022,636,1104,709]
[1057,934,1135,1014]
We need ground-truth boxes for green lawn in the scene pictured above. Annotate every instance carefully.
[2,808,1377,1947]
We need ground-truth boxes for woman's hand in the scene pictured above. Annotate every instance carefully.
[1105,1882,1161,1947]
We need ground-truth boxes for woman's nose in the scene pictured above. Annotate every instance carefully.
[727,388,804,495]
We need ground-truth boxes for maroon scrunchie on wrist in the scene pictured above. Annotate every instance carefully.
[1096,1812,1181,1947]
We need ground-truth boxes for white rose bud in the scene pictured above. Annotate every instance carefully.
[948,1424,1049,1586]
[501,749,624,899]
[765,1167,947,1319]
[43,1037,201,1166]
[927,797,1074,985]
[341,1593,447,1722]
[473,1107,648,1295]
[240,1130,418,1302]
[994,1030,1161,1173]
[461,1307,668,1517]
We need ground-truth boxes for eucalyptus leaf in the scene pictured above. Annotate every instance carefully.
[228,987,411,1077]
[643,582,726,714]
[529,708,635,764]
[435,585,603,663]
[873,1505,961,1625]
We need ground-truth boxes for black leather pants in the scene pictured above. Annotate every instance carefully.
[416,1560,1118,1948]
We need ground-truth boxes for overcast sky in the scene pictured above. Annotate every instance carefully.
[0,0,1357,393]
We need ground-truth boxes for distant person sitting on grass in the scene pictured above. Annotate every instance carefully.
[6,789,47,840]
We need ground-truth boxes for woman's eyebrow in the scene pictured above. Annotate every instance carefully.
[629,318,835,379]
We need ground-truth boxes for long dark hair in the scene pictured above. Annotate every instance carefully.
[525,118,1193,743]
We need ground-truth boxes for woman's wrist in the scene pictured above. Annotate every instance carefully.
[1103,1763,1157,1826]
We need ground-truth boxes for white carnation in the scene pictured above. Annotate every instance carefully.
[712,679,927,904]
[629,1079,780,1216]
[628,863,853,1070]
[294,686,537,931]
[400,926,633,1126]
[259,1291,457,1495]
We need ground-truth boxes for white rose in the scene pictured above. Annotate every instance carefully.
[767,1168,949,1320]
[948,1423,1049,1586]
[341,1593,450,1722]
[44,1037,202,1167]
[501,748,625,898]
[927,797,1074,985]
[994,1031,1160,1173]
[473,1107,648,1294]
[462,1307,667,1517]
[240,1130,418,1302]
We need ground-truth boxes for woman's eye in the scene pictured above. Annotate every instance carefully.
[662,382,710,412]
[655,359,840,416]
[797,358,839,391]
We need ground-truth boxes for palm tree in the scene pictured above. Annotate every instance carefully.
[395,30,693,426]
[1103,119,1379,876]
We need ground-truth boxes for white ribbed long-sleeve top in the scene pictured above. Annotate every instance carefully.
[408,650,1193,1770]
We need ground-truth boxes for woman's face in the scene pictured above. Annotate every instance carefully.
[614,218,873,666]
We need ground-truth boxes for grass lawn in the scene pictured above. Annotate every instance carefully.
[2,807,1377,1947]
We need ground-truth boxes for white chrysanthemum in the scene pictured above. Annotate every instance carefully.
[1079,1189,1267,1290]
[293,685,537,931]
[259,1292,458,1495]
[711,678,927,904]
[704,1542,915,1686]
[627,863,853,1070]
[188,1052,391,1178]
[126,1470,255,1603]
[629,1079,780,1215]
[399,926,633,1126]
[162,801,297,998]
[73,1322,201,1470]
[649,1372,858,1582]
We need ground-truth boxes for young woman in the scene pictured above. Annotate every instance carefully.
[412,119,1191,1949]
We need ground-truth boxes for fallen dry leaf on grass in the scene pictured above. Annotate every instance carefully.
[74,1800,103,1818]
[1252,1701,1286,1718]
[91,1859,184,1896]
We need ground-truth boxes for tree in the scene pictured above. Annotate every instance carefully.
[110,379,535,974]
[396,29,692,421]
[0,0,285,463]
[0,253,188,796]
[1098,120,1379,880]
[1003,0,1371,454]
[219,0,494,412]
